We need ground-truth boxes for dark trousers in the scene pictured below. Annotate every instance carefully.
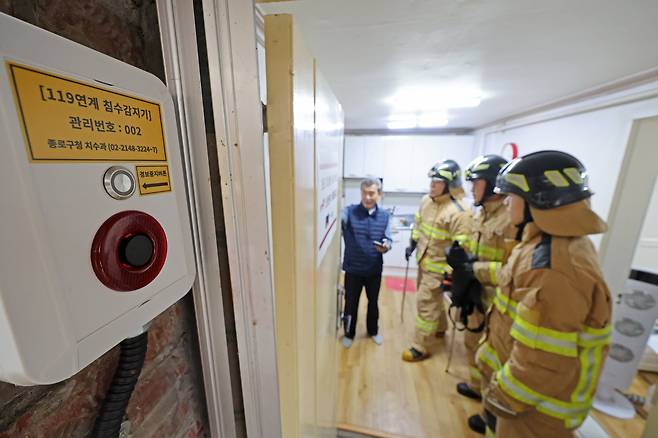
[343,272,382,339]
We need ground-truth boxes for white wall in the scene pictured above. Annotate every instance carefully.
[474,81,658,248]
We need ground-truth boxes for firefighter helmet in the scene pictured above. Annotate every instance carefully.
[465,154,508,205]
[428,159,462,189]
[495,150,592,209]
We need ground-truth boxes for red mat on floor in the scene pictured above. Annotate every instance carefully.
[385,276,416,293]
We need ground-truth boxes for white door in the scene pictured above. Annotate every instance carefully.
[265,13,344,438]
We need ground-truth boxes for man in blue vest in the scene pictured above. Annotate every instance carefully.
[341,177,392,348]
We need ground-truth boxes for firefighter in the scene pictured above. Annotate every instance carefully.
[402,159,472,362]
[444,159,467,200]
[475,151,612,437]
[449,155,518,434]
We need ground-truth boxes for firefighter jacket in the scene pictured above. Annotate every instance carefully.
[480,207,612,430]
[412,193,471,275]
[468,198,518,304]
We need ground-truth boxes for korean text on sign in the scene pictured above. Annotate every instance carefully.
[7,62,167,162]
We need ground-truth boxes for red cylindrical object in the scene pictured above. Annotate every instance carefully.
[91,211,167,292]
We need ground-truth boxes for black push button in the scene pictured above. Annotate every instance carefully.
[120,234,154,268]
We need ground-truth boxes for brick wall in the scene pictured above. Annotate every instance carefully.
[0,1,209,437]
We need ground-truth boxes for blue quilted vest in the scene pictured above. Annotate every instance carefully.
[342,204,390,275]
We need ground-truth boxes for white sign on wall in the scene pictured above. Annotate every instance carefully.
[315,76,343,265]
[316,134,341,264]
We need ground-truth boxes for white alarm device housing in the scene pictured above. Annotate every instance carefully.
[0,13,196,385]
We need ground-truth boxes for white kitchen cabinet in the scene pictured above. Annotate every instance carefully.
[354,135,414,192]
[378,138,412,191]
[411,138,441,191]
[344,134,475,192]
[344,135,366,177]
[361,136,387,179]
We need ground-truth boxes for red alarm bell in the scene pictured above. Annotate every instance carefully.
[91,211,167,292]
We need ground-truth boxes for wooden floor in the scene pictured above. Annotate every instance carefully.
[590,371,657,438]
[336,276,654,438]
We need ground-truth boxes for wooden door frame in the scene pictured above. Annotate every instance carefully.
[158,0,281,437]
[156,1,239,436]
[199,0,282,436]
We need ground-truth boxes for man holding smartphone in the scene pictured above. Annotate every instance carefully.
[341,177,392,348]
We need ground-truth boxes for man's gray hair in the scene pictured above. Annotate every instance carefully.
[360,177,382,192]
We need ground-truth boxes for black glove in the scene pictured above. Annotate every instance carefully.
[450,265,477,307]
[445,241,476,271]
[405,239,417,261]
[449,277,485,332]
[445,243,485,331]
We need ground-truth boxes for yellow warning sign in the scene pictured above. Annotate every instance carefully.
[136,165,171,195]
[6,61,167,162]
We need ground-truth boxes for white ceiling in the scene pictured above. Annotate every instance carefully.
[259,0,658,130]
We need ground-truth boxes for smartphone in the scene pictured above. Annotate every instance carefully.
[373,240,387,248]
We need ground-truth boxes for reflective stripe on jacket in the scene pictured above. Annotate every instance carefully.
[412,193,472,274]
[467,198,517,303]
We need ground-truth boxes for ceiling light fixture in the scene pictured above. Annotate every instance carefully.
[387,111,449,130]
[387,86,482,112]
[417,112,449,128]
[386,119,417,130]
